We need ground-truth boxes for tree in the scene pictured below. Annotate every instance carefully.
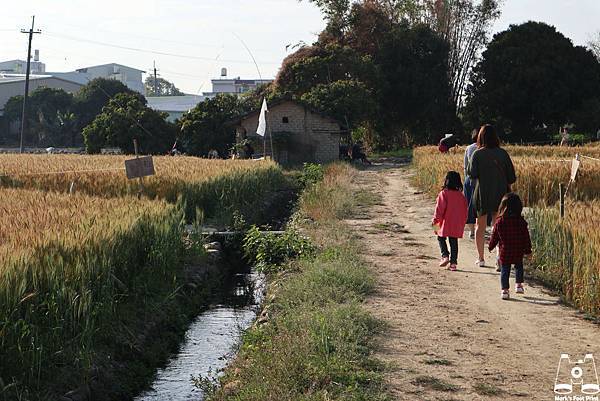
[464,21,600,140]
[588,31,600,61]
[338,0,503,111]
[275,44,378,96]
[2,88,76,147]
[178,94,244,157]
[75,78,137,134]
[376,23,457,145]
[82,93,175,154]
[300,79,377,129]
[144,76,185,97]
[301,0,353,41]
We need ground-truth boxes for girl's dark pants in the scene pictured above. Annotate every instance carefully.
[438,237,458,264]
[501,262,524,290]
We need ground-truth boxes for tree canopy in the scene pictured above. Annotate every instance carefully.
[2,88,77,147]
[75,78,137,132]
[82,93,176,154]
[144,76,185,97]
[464,21,600,140]
[178,94,245,157]
[277,2,459,147]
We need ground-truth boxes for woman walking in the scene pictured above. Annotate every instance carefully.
[463,129,479,239]
[467,125,516,267]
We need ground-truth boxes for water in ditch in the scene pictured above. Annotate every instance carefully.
[134,270,264,401]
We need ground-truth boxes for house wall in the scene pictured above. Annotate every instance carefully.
[240,101,341,163]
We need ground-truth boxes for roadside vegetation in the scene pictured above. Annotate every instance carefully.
[411,145,600,315]
[205,163,388,401]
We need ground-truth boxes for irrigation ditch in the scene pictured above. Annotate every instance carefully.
[10,173,299,401]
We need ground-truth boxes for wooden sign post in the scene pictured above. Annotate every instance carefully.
[125,139,155,198]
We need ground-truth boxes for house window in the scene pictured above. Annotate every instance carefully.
[282,117,289,124]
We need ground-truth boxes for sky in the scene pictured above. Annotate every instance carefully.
[1,0,599,95]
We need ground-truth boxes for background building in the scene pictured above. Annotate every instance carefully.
[0,75,83,116]
[146,95,205,122]
[203,68,272,98]
[0,50,46,74]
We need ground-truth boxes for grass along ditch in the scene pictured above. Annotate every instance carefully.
[203,163,389,401]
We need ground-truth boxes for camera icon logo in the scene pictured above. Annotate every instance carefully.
[554,353,600,395]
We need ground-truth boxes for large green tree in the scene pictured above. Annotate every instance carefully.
[144,76,185,97]
[464,21,600,140]
[2,88,76,147]
[83,93,175,154]
[376,23,457,145]
[75,78,136,134]
[178,94,244,157]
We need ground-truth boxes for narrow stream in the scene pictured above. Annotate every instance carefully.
[134,271,264,401]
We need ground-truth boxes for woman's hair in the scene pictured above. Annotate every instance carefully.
[477,124,500,149]
[443,171,463,191]
[498,192,523,217]
[471,129,479,144]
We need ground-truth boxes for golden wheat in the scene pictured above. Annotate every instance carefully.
[413,146,600,206]
[0,154,278,199]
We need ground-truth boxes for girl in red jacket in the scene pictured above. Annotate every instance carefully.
[432,171,468,271]
[489,193,532,300]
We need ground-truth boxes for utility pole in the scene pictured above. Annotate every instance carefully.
[20,16,41,154]
[153,61,158,96]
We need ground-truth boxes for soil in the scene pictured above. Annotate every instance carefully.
[347,163,600,401]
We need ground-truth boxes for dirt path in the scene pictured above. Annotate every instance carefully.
[347,163,600,401]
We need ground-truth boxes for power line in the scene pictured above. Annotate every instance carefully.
[43,31,281,65]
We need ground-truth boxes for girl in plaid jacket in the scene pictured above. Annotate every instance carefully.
[488,193,532,300]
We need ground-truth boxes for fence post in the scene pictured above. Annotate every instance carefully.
[133,139,144,199]
[559,183,565,219]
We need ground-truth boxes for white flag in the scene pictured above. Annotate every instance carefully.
[256,98,268,137]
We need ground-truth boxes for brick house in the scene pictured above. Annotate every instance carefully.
[232,100,345,164]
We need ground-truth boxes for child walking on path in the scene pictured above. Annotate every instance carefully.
[488,193,532,300]
[432,171,468,271]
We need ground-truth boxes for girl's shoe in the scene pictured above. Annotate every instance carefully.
[449,264,457,271]
[439,257,450,267]
[516,284,525,294]
[476,259,485,267]
[501,289,510,300]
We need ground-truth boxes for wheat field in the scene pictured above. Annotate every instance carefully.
[0,155,289,394]
[0,154,278,199]
[412,146,600,205]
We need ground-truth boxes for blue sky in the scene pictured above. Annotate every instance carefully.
[1,0,598,94]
